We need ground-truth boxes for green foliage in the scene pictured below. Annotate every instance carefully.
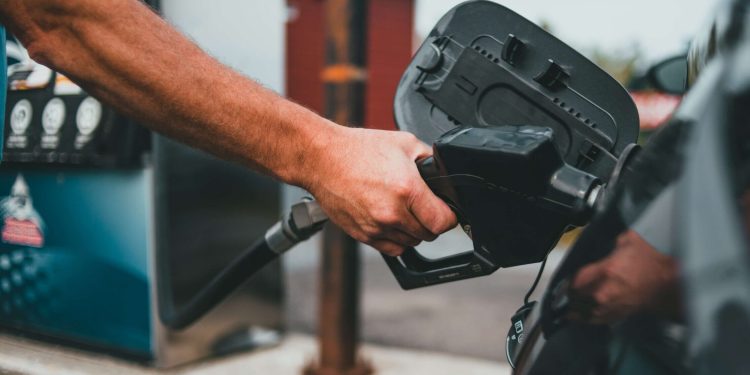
[588,43,644,85]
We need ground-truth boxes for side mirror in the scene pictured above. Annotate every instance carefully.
[647,56,688,95]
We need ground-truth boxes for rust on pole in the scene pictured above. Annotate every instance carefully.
[304,0,373,374]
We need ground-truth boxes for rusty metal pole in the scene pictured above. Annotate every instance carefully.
[305,0,372,375]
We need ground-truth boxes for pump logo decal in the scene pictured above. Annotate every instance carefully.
[8,100,32,149]
[41,98,66,150]
[75,97,103,149]
[0,175,45,248]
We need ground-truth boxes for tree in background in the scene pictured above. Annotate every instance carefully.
[589,43,644,85]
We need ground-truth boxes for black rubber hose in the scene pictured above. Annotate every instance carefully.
[159,237,278,330]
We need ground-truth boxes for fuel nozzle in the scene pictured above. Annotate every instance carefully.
[548,164,603,226]
[265,198,328,255]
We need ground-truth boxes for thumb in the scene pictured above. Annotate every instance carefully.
[399,133,432,161]
[413,141,433,161]
[408,182,457,235]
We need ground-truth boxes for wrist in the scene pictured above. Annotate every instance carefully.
[277,106,347,191]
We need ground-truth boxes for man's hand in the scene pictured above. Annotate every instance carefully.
[301,126,457,256]
[569,230,681,324]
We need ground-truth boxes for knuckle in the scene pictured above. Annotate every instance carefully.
[437,215,457,232]
[602,264,619,279]
[393,182,414,200]
[426,217,451,235]
[374,242,395,256]
[383,212,403,227]
[385,246,404,257]
[374,208,400,227]
[378,240,405,256]
[409,238,422,247]
[351,232,369,244]
[361,225,380,240]
[592,291,609,306]
[399,131,418,143]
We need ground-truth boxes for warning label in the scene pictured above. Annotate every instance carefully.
[2,218,44,248]
[0,175,45,248]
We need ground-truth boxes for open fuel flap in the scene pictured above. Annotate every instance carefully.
[385,0,640,289]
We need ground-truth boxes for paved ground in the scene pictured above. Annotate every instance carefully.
[0,333,511,375]
[0,181,574,374]
[0,227,560,374]
[285,227,569,362]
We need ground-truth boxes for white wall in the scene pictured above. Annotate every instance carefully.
[416,0,717,62]
[160,0,320,270]
[161,0,286,94]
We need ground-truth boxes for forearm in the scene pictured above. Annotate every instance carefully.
[0,0,336,186]
[0,0,460,255]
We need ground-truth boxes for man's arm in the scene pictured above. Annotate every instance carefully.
[0,0,457,255]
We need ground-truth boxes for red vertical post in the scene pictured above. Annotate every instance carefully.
[364,0,415,131]
[286,0,325,114]
[304,0,372,374]
[286,1,414,374]
[286,0,414,128]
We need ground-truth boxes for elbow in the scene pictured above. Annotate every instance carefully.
[23,35,58,68]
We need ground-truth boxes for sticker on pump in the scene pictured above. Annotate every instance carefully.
[10,100,32,135]
[42,98,66,134]
[8,100,32,149]
[41,98,66,149]
[8,63,52,91]
[53,74,83,96]
[0,175,45,248]
[75,97,102,149]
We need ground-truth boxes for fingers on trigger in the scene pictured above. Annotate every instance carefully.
[370,240,406,257]
[398,214,438,242]
[385,229,422,248]
[409,187,457,236]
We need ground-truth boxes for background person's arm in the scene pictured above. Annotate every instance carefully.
[0,0,457,255]
[569,230,682,324]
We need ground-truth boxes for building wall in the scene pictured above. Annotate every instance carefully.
[285,0,326,114]
[161,0,286,94]
[365,0,414,130]
[286,0,414,130]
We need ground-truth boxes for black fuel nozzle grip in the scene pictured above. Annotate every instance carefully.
[381,154,499,290]
[414,155,460,210]
[416,155,439,179]
[385,1,640,291]
[381,247,498,290]
[383,126,608,290]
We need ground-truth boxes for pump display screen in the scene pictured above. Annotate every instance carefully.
[3,36,148,167]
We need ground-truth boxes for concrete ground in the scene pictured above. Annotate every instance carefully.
[286,227,568,362]
[0,225,569,374]
[0,333,510,375]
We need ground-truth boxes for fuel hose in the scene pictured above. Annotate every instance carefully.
[159,199,327,330]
